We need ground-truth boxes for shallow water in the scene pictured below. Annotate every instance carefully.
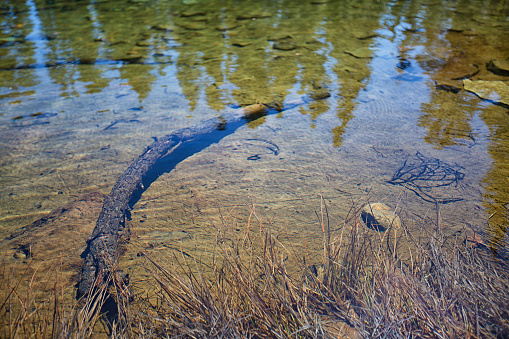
[0,0,508,281]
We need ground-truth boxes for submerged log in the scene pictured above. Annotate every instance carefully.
[77,92,329,299]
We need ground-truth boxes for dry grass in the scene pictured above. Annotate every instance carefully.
[0,259,122,338]
[130,201,509,338]
[2,200,509,338]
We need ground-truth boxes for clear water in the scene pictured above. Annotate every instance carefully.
[0,0,508,278]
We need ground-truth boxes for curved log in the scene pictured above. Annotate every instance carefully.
[77,92,330,299]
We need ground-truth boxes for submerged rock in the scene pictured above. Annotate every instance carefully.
[180,10,206,17]
[136,40,151,47]
[268,34,293,41]
[231,40,252,47]
[451,64,480,80]
[355,33,379,40]
[310,90,331,100]
[487,59,509,77]
[236,12,272,20]
[361,203,401,232]
[216,23,238,31]
[463,79,509,105]
[351,29,379,40]
[344,47,373,59]
[175,20,208,30]
[273,39,297,51]
[151,24,175,31]
[435,80,461,93]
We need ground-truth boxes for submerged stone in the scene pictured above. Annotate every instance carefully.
[216,23,238,31]
[487,59,509,77]
[236,12,272,20]
[180,10,206,17]
[310,90,331,100]
[175,20,208,30]
[344,47,373,59]
[273,39,297,51]
[451,64,480,80]
[355,33,379,40]
[361,203,401,232]
[136,40,151,47]
[268,34,293,41]
[463,79,509,105]
[351,29,379,40]
[231,40,252,47]
[435,80,461,93]
[151,24,175,31]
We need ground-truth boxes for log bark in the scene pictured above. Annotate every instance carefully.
[77,92,329,299]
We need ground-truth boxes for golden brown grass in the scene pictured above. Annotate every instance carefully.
[2,200,509,338]
[0,259,120,338]
[130,201,509,338]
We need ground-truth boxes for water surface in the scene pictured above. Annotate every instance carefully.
[1,0,508,276]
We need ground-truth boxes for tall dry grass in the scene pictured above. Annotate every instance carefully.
[2,200,508,338]
[0,258,124,338]
[132,201,509,338]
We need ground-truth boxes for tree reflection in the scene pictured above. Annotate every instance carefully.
[398,0,509,249]
[2,0,507,247]
[0,1,38,89]
[418,94,476,149]
[1,0,384,141]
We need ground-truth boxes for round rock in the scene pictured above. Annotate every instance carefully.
[361,203,401,232]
